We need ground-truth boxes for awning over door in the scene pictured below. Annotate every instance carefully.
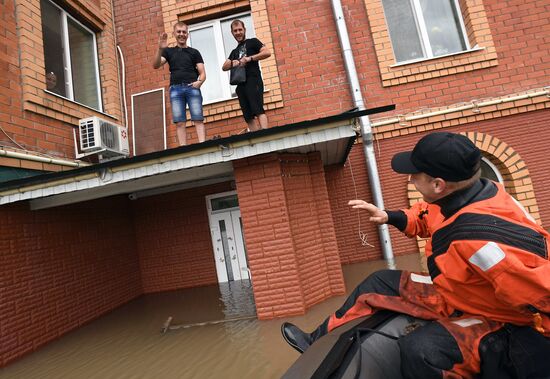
[0,106,394,210]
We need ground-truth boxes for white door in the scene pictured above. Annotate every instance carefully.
[207,192,249,283]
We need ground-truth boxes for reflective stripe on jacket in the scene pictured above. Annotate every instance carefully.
[403,179,550,335]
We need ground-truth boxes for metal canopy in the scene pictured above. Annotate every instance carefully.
[0,106,395,210]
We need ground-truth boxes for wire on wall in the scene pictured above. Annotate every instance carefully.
[347,157,374,248]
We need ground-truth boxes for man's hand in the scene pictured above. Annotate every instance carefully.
[239,56,252,65]
[348,200,388,224]
[159,33,168,49]
[191,80,202,89]
[153,34,168,69]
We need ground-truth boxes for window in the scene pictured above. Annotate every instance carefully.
[480,157,503,183]
[40,0,102,111]
[381,0,469,63]
[210,194,239,212]
[188,13,256,104]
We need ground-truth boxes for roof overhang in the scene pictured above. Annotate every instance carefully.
[0,106,394,210]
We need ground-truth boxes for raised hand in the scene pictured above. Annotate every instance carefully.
[159,33,168,49]
[348,200,388,224]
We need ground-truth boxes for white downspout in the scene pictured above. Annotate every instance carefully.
[331,0,396,269]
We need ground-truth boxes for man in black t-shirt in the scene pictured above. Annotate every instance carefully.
[153,21,206,146]
[222,20,271,131]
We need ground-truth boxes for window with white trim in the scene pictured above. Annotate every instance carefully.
[381,0,469,63]
[480,157,503,183]
[188,13,256,104]
[40,0,102,111]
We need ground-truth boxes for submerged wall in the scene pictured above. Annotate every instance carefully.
[0,197,142,367]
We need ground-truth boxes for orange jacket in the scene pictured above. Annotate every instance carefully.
[401,179,550,335]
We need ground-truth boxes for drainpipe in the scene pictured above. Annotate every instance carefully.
[0,149,88,168]
[331,0,396,269]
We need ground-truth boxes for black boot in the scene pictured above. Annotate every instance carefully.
[281,322,314,353]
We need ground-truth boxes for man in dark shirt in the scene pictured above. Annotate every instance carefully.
[222,20,271,131]
[153,21,206,146]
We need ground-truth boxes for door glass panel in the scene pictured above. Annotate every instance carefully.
[219,219,234,281]
[211,194,239,211]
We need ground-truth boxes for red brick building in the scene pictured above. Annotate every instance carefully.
[1,0,548,367]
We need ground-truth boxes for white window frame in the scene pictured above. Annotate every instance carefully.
[42,0,103,111]
[481,156,504,183]
[386,0,471,65]
[206,190,240,215]
[188,11,253,105]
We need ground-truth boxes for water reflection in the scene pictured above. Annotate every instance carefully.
[0,255,421,379]
[219,279,256,319]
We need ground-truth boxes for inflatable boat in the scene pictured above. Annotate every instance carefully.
[282,311,428,379]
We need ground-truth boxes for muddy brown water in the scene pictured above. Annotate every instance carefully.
[1,255,421,379]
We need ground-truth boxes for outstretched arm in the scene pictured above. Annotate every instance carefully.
[349,199,431,238]
[348,200,388,224]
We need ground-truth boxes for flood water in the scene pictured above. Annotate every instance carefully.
[1,254,421,379]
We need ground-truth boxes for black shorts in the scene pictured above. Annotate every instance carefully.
[235,76,265,122]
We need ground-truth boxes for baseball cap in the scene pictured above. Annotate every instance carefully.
[391,132,481,181]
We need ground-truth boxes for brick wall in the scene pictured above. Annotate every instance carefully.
[326,147,419,264]
[132,181,233,292]
[264,1,354,126]
[283,152,345,307]
[365,0,498,87]
[327,109,550,263]
[112,0,176,145]
[0,197,142,367]
[234,152,345,319]
[308,153,347,297]
[113,0,284,146]
[266,0,548,119]
[0,0,69,158]
[356,0,549,114]
[0,0,122,161]
[15,0,122,125]
[112,0,549,148]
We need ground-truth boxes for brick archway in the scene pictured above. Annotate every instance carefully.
[407,132,542,271]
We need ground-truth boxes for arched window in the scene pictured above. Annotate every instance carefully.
[480,157,503,183]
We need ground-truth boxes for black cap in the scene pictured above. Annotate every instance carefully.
[391,132,481,181]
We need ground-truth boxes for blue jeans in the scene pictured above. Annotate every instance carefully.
[169,84,204,123]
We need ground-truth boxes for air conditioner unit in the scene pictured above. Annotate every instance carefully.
[76,116,129,160]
